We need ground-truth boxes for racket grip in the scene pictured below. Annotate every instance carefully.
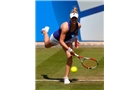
[74,53,79,57]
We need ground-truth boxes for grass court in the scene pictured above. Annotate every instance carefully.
[36,46,104,90]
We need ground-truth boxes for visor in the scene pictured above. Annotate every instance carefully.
[70,13,78,18]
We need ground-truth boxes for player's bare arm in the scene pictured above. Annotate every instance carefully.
[59,22,70,50]
[75,22,81,48]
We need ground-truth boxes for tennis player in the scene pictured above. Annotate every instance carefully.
[41,7,81,84]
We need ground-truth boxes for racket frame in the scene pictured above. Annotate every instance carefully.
[74,53,98,69]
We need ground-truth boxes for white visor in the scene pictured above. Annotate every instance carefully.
[70,13,78,18]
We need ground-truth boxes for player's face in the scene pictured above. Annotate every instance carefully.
[70,17,78,24]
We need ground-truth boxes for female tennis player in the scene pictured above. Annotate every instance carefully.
[41,7,81,84]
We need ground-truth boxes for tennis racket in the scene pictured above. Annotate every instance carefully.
[74,53,98,69]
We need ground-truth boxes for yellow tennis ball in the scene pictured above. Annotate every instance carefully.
[71,66,78,73]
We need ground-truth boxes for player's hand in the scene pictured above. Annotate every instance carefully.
[75,40,80,49]
[70,50,75,56]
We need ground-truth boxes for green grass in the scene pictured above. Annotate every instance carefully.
[36,47,104,90]
[36,81,104,90]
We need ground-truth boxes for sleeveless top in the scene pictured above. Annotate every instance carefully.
[53,21,78,41]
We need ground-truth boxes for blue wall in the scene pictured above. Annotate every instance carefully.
[35,0,104,42]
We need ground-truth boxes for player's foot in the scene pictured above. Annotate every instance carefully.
[41,26,49,35]
[63,77,70,84]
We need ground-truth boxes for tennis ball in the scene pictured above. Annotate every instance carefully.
[71,66,78,73]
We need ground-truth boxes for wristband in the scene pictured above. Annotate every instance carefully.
[68,47,72,53]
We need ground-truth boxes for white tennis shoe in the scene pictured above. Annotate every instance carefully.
[41,26,50,34]
[64,77,70,84]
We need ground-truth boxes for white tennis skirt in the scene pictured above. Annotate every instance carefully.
[50,34,75,45]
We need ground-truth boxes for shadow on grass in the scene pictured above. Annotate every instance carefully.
[41,74,78,82]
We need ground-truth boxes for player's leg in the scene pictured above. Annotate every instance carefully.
[63,43,73,84]
[41,26,55,48]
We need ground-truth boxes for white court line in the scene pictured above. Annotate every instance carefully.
[36,79,104,82]
[79,80,104,82]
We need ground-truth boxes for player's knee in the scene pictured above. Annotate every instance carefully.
[44,45,50,48]
[68,56,72,59]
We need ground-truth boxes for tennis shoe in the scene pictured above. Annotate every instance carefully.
[64,77,70,84]
[41,26,49,34]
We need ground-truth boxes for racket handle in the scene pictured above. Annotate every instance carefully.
[74,53,79,57]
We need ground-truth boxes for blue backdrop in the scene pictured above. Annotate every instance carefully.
[35,0,104,42]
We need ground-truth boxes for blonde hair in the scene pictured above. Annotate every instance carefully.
[71,7,78,14]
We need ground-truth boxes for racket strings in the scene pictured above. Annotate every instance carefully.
[82,60,97,68]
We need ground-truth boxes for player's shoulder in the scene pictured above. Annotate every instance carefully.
[60,22,69,31]
[62,22,69,26]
